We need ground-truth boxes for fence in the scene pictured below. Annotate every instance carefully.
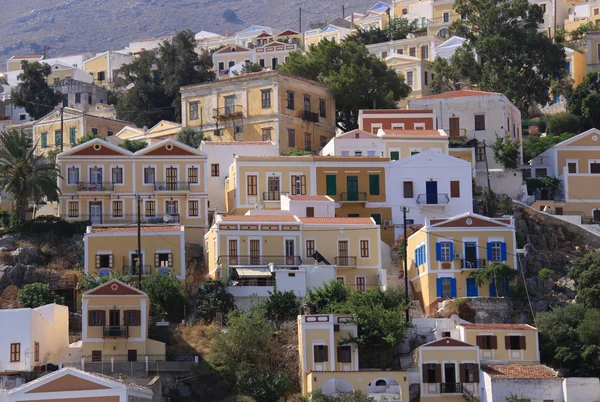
[62,355,196,376]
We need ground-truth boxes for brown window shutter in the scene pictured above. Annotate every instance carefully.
[291,175,297,195]
[168,253,173,267]
[301,175,306,195]
[323,345,328,361]
[109,254,113,268]
[473,364,480,383]
[155,254,160,267]
[505,336,511,350]
[136,310,141,326]
[520,336,526,349]
[491,335,498,349]
[124,310,130,325]
[459,363,465,383]
[475,335,482,348]
[100,311,106,326]
[95,255,100,268]
[422,365,429,382]
[88,310,93,325]
[434,364,442,383]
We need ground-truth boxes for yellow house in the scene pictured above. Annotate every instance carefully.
[81,279,165,362]
[407,212,517,315]
[299,314,410,399]
[84,225,186,279]
[56,138,209,242]
[83,51,135,88]
[587,30,600,73]
[384,54,434,101]
[355,2,392,31]
[6,55,44,72]
[367,35,443,62]
[428,0,461,37]
[180,70,337,154]
[564,47,587,87]
[304,22,354,48]
[115,120,181,143]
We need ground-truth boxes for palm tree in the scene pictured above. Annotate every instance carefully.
[0,130,60,224]
[469,263,518,297]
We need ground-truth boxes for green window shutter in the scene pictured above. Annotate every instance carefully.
[371,213,382,225]
[369,174,380,195]
[69,127,76,144]
[326,175,336,196]
[390,151,399,161]
[41,133,47,148]
[55,130,61,145]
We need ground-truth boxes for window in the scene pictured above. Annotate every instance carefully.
[34,342,39,362]
[155,252,173,267]
[421,45,428,59]
[111,167,123,184]
[189,102,199,120]
[367,151,376,157]
[490,241,504,262]
[477,335,496,349]
[406,71,414,87]
[55,130,62,146]
[304,133,311,152]
[371,213,382,225]
[211,164,219,177]
[188,167,198,183]
[88,94,93,105]
[337,346,352,363]
[224,95,235,114]
[442,331,451,338]
[262,128,272,141]
[145,201,156,217]
[439,242,452,261]
[409,47,416,57]
[540,3,546,12]
[69,127,76,144]
[423,363,440,383]
[259,59,265,68]
[535,168,547,177]
[475,115,486,131]
[10,343,20,362]
[75,92,81,103]
[144,167,155,184]
[319,99,326,118]
[507,335,526,350]
[443,12,450,23]
[261,89,271,108]
[67,167,79,185]
[286,91,295,109]
[476,145,485,162]
[91,350,102,362]
[306,240,315,257]
[450,180,460,197]
[68,201,79,218]
[304,95,311,112]
[91,128,99,135]
[341,151,350,156]
[360,240,369,258]
[403,181,413,198]
[125,310,140,326]
[369,174,380,195]
[568,163,577,174]
[97,71,106,81]
[355,151,362,157]
[112,201,123,217]
[166,200,178,215]
[320,136,327,148]
[288,129,295,147]
[326,175,336,196]
[19,114,26,121]
[41,132,48,148]
[218,62,225,71]
[247,175,258,196]
[291,175,306,195]
[441,277,452,297]
[390,151,400,161]
[89,310,105,326]
[356,277,366,292]
[89,167,102,183]
[591,163,600,174]
[95,254,112,269]
[461,363,478,383]
[314,345,328,362]
[189,200,199,216]
[424,71,428,86]
[306,207,314,217]
[402,7,408,14]
[214,128,222,137]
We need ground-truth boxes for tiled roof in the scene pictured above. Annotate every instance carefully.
[89,226,182,233]
[481,365,558,379]
[423,338,474,347]
[205,141,274,146]
[417,89,501,100]
[461,324,536,331]
[381,129,442,136]
[220,215,297,222]
[299,217,375,225]
[360,109,433,114]
[277,29,300,36]
[256,32,273,38]
[10,55,43,60]
[287,195,332,201]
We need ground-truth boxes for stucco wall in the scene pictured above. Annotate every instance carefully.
[563,377,600,402]
[484,376,563,402]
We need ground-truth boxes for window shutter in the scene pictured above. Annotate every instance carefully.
[423,246,426,264]
[459,363,465,383]
[434,364,442,383]
[326,175,336,195]
[489,280,496,297]
[154,254,160,267]
[505,336,511,350]
[100,311,106,326]
[136,310,142,326]
[450,278,457,298]
[475,336,482,348]
[369,175,380,195]
[322,345,328,361]
[473,364,480,382]
[436,278,443,297]
[301,175,306,195]
[291,176,297,195]
[436,243,442,261]
[414,249,418,267]
[109,255,113,268]
[448,243,454,262]
[95,255,100,268]
[88,310,93,324]
[124,310,131,325]
[520,336,526,350]
[491,336,498,349]
[422,365,429,382]
[168,253,173,267]
[501,242,507,261]
[487,242,493,262]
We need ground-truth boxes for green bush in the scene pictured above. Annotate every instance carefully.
[196,279,236,322]
[546,113,580,136]
[6,216,89,237]
[17,283,65,308]
[142,272,189,321]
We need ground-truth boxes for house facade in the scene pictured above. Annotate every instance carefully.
[358,109,436,134]
[367,35,444,63]
[180,71,336,154]
[115,120,181,144]
[52,79,109,113]
[384,54,434,101]
[83,51,135,88]
[304,22,354,48]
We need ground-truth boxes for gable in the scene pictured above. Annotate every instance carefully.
[424,338,474,347]
[150,121,181,132]
[37,109,82,125]
[142,143,198,156]
[433,216,508,228]
[26,374,110,393]
[562,130,600,148]
[86,280,145,296]
[216,45,251,54]
[70,142,129,157]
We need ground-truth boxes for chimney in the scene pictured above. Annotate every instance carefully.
[226,30,230,37]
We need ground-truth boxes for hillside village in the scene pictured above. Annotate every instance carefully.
[3,0,600,401]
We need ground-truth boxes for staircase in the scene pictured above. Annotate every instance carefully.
[462,389,480,402]
[384,245,425,318]
[399,353,415,370]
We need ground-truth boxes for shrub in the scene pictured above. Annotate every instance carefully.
[546,113,579,136]
[17,283,65,308]
[196,279,236,322]
[6,216,89,237]
[142,272,189,321]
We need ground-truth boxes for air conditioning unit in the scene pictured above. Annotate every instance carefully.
[454,253,462,260]
[384,220,393,226]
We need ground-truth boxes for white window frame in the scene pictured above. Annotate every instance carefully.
[143,199,157,218]
[371,123,383,135]
[355,275,367,292]
[566,159,578,175]
[391,123,405,130]
[589,159,600,174]
[164,199,179,216]
[359,238,370,259]
[354,151,363,157]
[488,237,505,262]
[88,166,104,183]
[187,198,201,218]
[284,237,296,258]
[163,165,180,183]
[406,70,414,88]
[110,199,125,218]
[142,165,157,185]
[414,123,426,130]
[248,237,263,265]
[110,164,125,186]
[367,150,376,157]
[341,151,350,156]
[66,165,80,185]
[443,12,450,23]
[440,242,452,261]
[66,200,81,220]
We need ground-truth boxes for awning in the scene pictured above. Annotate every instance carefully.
[234,267,272,278]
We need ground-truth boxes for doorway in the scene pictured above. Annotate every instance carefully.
[347,176,358,201]
[89,202,102,224]
[166,167,177,190]
[425,181,438,204]
[444,363,457,391]
[464,242,477,268]
[449,117,460,137]
[109,310,120,336]
[466,278,478,297]
[128,349,137,362]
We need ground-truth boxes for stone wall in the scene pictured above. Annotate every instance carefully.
[438,297,513,323]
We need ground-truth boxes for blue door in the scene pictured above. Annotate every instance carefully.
[466,278,478,297]
[489,280,496,297]
[426,181,438,204]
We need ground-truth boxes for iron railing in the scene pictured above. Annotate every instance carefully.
[154,181,190,191]
[416,193,450,205]
[301,110,319,122]
[213,105,243,119]
[77,182,114,192]
[461,259,487,269]
[263,191,289,201]
[339,192,367,202]
[446,128,467,137]
[440,383,462,394]
[103,326,129,338]
[218,255,302,266]
[334,256,357,267]
[62,214,181,225]
[230,278,276,286]
[122,265,152,276]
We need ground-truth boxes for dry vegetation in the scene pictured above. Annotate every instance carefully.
[169,322,221,356]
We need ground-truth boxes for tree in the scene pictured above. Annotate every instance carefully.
[17,283,65,308]
[196,279,236,322]
[491,135,521,169]
[281,39,411,131]
[285,148,312,156]
[234,62,263,75]
[305,279,351,314]
[141,272,188,321]
[546,113,580,136]
[119,139,147,152]
[506,395,531,402]
[75,272,132,292]
[567,72,600,118]
[262,287,300,328]
[469,263,517,297]
[77,132,105,144]
[348,17,419,45]
[569,252,600,309]
[0,130,60,224]
[292,390,374,402]
[177,127,209,149]
[11,62,62,119]
[522,132,576,163]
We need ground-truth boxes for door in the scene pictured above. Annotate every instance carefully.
[89,202,102,224]
[338,241,348,266]
[250,240,260,265]
[128,349,137,362]
[166,167,177,191]
[229,240,238,265]
[347,176,358,201]
[426,181,438,204]
[285,239,295,264]
[89,167,102,184]
[466,278,478,297]
[130,253,143,274]
[267,177,280,200]
[444,363,457,392]
[449,117,460,137]
[306,207,314,217]
[594,210,600,222]
[464,242,477,268]
[224,96,235,114]
[109,310,120,336]
[356,276,366,292]
[166,201,178,217]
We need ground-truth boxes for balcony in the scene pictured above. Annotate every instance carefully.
[300,110,319,122]
[122,265,152,276]
[461,259,487,269]
[334,256,357,267]
[102,326,129,338]
[427,16,453,26]
[213,105,243,120]
[154,181,190,191]
[64,214,181,225]
[218,255,302,268]
[77,182,114,192]
[339,192,367,202]
[440,383,462,394]
[447,128,467,138]
[416,193,450,205]
[263,191,289,201]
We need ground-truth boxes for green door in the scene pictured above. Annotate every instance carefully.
[347,176,358,201]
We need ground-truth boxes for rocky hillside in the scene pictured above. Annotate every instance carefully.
[0,0,366,66]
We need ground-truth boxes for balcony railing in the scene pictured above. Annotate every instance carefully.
[154,181,190,191]
[416,193,450,205]
[102,326,129,338]
[301,110,319,122]
[213,105,243,119]
[218,255,302,267]
[461,259,487,269]
[77,182,114,192]
[334,256,357,267]
[263,191,289,201]
[339,192,367,202]
[440,383,462,394]
[63,214,181,225]
[427,16,455,25]
[122,265,152,276]
[446,128,467,138]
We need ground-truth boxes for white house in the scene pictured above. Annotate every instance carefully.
[386,150,473,237]
[433,36,467,60]
[410,89,523,171]
[0,304,69,372]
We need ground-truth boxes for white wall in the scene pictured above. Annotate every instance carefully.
[476,169,524,199]
[281,196,335,217]
[321,137,383,157]
[563,377,600,402]
[43,54,92,69]
[484,376,563,402]
[0,309,31,372]
[306,265,336,290]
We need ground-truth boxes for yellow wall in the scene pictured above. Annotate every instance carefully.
[306,371,410,398]
[462,328,539,363]
[569,49,587,87]
[84,54,108,85]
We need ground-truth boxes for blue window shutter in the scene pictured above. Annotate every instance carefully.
[436,243,442,261]
[415,249,419,266]
[423,246,426,264]
[487,242,493,262]
[501,243,507,261]
[448,243,454,262]
[504,279,510,296]
[489,280,496,297]
[451,278,457,298]
[436,278,442,297]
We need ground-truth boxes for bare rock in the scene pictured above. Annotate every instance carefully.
[10,247,39,265]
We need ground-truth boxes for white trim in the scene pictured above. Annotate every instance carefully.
[141,164,157,185]
[109,164,125,186]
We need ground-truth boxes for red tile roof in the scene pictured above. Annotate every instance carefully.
[360,109,433,114]
[89,226,182,233]
[461,324,536,331]
[287,195,332,201]
[205,141,274,146]
[481,365,558,379]
[299,217,375,225]
[10,55,43,60]
[417,89,501,100]
[423,338,475,347]
[381,129,443,136]
[277,29,300,36]
[220,215,297,222]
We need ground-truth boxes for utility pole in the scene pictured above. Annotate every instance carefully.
[59,106,64,152]
[482,140,493,215]
[137,195,142,290]
[299,8,302,33]
[342,5,345,19]
[402,206,410,323]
